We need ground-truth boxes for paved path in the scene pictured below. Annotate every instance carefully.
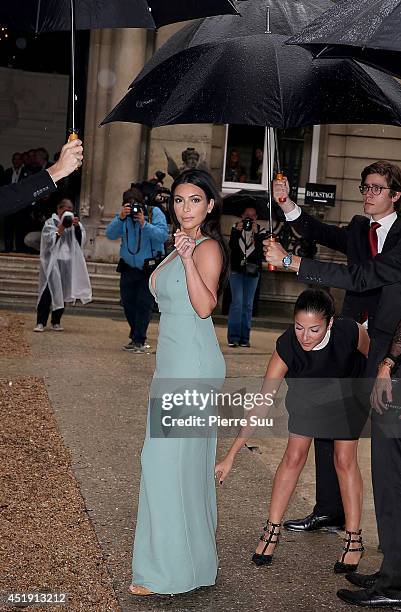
[0,312,381,611]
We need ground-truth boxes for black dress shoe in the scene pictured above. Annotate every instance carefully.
[283,512,345,532]
[337,588,401,609]
[345,572,381,589]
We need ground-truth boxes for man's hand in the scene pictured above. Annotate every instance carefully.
[263,239,287,267]
[120,204,132,220]
[272,177,296,214]
[235,221,244,231]
[47,140,83,183]
[371,364,393,415]
[72,216,80,226]
[263,238,301,272]
[133,210,145,227]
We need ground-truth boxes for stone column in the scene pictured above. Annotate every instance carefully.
[81,27,147,261]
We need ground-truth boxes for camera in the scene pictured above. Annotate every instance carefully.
[243,217,253,231]
[61,211,74,228]
[126,202,145,219]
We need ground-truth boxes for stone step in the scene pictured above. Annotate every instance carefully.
[0,253,118,275]
[0,267,120,288]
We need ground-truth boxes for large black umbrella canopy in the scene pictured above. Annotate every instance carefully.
[0,1,238,31]
[137,0,334,82]
[0,0,238,132]
[286,0,401,78]
[102,33,401,129]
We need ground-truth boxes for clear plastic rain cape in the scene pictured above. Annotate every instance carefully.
[38,214,92,311]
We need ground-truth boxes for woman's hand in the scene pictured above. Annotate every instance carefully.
[370,364,393,414]
[215,454,234,484]
[174,230,196,260]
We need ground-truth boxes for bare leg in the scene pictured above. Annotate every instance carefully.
[334,440,363,564]
[255,435,312,555]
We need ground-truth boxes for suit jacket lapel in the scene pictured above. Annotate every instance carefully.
[382,216,401,253]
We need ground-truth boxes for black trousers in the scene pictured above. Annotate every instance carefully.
[314,334,401,595]
[36,285,64,326]
[119,265,154,344]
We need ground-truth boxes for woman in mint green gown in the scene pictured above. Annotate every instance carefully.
[130,170,229,596]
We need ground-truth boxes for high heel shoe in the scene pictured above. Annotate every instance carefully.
[252,520,281,567]
[334,529,364,574]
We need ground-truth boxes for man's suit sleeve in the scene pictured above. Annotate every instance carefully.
[0,170,57,218]
[298,246,401,292]
[289,210,349,255]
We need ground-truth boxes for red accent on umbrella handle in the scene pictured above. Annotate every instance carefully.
[267,234,277,272]
[276,172,287,203]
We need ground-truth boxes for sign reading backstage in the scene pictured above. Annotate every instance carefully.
[304,183,336,207]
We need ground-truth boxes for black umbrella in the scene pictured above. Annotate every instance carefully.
[135,0,333,83]
[0,1,238,32]
[286,0,401,79]
[0,0,238,133]
[223,190,276,220]
[101,34,401,129]
[101,29,401,236]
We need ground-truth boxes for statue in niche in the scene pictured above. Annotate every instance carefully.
[164,146,209,179]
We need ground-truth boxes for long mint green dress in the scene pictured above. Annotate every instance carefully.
[132,238,226,594]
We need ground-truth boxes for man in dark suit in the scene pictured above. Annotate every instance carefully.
[2,152,34,252]
[264,160,401,609]
[0,139,83,220]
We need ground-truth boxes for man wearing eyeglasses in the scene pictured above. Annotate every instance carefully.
[264,160,401,609]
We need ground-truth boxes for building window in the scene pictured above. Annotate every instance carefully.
[222,124,319,198]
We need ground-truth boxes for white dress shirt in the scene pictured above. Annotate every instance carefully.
[284,205,398,253]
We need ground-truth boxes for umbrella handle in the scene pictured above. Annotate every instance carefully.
[68,131,80,171]
[276,172,287,203]
[267,234,277,272]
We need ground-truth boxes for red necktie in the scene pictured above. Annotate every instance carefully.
[368,222,381,257]
[361,222,381,323]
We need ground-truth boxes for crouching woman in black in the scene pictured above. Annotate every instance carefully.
[216,289,369,574]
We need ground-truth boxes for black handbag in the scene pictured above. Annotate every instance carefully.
[242,261,259,277]
[143,252,164,278]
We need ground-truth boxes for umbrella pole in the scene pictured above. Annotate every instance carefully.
[68,0,78,140]
[266,127,277,272]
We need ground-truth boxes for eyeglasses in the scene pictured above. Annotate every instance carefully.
[359,184,391,196]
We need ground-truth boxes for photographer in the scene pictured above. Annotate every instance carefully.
[106,187,168,353]
[152,187,172,225]
[34,197,92,332]
[227,206,266,347]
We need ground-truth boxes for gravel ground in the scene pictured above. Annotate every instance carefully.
[0,314,30,357]
[0,376,119,612]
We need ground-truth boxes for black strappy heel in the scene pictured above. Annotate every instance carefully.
[252,520,281,567]
[334,529,364,574]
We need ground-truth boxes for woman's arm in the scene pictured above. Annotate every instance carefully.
[357,324,370,357]
[176,234,222,318]
[215,351,288,483]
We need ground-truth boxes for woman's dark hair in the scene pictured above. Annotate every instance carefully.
[294,289,335,324]
[169,169,229,294]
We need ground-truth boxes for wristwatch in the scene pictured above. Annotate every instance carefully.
[282,252,293,268]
